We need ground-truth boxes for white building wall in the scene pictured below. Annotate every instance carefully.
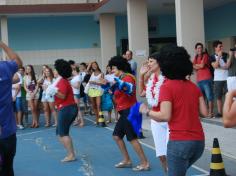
[2,48,101,66]
[0,16,8,60]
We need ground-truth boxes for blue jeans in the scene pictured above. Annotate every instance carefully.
[197,79,214,101]
[167,140,205,176]
[56,104,78,137]
[13,97,23,113]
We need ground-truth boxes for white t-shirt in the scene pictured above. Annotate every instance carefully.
[71,75,82,95]
[214,55,228,81]
[12,72,22,98]
[42,79,53,92]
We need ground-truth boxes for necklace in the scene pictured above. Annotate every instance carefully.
[146,74,165,107]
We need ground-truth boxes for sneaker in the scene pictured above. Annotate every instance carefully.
[17,124,24,130]
[214,113,222,118]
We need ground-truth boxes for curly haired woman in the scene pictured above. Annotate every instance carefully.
[140,45,208,176]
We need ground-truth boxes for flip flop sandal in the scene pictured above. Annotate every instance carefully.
[115,162,132,168]
[132,165,150,171]
[61,156,77,163]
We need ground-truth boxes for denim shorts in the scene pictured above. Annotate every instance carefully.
[13,97,23,112]
[74,94,81,100]
[83,95,88,104]
[167,140,205,176]
[197,79,214,101]
[56,104,78,137]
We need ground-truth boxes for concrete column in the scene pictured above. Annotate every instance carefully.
[0,0,6,5]
[175,0,205,57]
[99,13,116,71]
[1,16,9,60]
[127,0,149,60]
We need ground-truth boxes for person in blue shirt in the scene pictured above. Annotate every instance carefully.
[0,41,22,176]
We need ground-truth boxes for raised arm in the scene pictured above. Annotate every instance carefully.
[138,61,149,96]
[223,90,236,128]
[0,41,22,68]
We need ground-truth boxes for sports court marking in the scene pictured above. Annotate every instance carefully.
[17,127,55,137]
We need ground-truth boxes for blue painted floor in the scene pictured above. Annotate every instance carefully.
[15,117,206,176]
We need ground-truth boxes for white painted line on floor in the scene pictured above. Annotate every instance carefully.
[84,117,209,175]
[205,146,236,160]
[16,128,55,137]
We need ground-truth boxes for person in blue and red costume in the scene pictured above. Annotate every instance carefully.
[108,56,150,171]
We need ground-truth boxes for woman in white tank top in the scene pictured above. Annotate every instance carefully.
[87,62,104,125]
[41,67,57,127]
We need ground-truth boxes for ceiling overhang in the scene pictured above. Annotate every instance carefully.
[0,0,109,14]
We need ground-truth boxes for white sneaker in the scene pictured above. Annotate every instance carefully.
[17,124,24,130]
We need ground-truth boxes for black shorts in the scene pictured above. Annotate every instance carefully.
[0,134,17,176]
[113,108,137,141]
[214,81,227,99]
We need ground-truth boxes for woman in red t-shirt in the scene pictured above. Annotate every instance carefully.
[109,56,149,171]
[140,45,208,176]
[50,59,78,163]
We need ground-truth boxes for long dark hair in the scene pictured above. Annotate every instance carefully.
[91,61,101,73]
[27,65,37,83]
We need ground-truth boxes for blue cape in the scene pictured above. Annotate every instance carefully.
[127,102,142,137]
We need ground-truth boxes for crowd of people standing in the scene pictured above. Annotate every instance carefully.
[1,39,236,176]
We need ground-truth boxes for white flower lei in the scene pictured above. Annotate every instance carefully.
[146,74,165,107]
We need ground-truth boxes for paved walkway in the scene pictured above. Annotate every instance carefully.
[15,115,207,176]
[142,116,236,159]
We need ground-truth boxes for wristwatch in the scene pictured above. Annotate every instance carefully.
[146,109,150,117]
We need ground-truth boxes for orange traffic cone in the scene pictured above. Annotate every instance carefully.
[209,138,227,176]
[98,112,106,127]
